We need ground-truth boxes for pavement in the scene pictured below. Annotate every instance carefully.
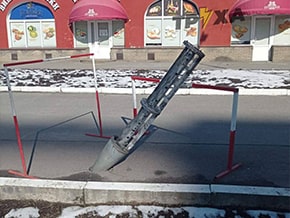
[87,59,290,71]
[2,58,290,70]
[0,58,290,209]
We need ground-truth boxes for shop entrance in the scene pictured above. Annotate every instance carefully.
[88,21,112,59]
[252,16,273,61]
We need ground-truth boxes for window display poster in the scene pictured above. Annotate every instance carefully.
[10,22,26,47]
[75,21,88,47]
[182,18,198,46]
[113,21,125,46]
[145,0,200,46]
[274,16,290,45]
[26,22,41,47]
[164,0,181,16]
[42,22,56,47]
[231,18,251,44]
[183,1,198,15]
[145,19,162,44]
[147,1,162,16]
[163,18,180,46]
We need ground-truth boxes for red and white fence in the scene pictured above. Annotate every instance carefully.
[191,83,241,179]
[131,76,241,179]
[3,53,108,178]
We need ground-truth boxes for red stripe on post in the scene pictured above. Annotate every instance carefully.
[133,108,138,118]
[215,130,241,179]
[13,115,27,173]
[95,90,103,137]
[227,130,236,169]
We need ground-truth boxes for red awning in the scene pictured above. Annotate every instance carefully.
[69,0,129,23]
[229,0,290,18]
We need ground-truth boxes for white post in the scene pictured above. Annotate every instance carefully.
[131,77,137,117]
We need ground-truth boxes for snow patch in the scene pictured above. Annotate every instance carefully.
[1,68,289,89]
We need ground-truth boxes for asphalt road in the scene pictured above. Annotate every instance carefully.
[0,92,289,187]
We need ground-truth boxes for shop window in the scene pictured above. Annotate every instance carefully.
[231,16,251,45]
[112,20,125,47]
[273,16,290,45]
[145,0,200,47]
[9,2,56,48]
[73,21,125,48]
[74,21,88,47]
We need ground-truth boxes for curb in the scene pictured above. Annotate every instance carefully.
[0,178,289,210]
[0,86,289,96]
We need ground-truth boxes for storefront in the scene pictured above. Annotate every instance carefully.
[0,0,75,50]
[0,0,289,62]
[69,0,128,59]
[229,0,290,61]
[0,0,128,60]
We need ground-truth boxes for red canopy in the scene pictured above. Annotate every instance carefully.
[69,0,129,23]
[229,0,290,18]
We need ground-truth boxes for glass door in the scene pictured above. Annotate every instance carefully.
[252,16,273,61]
[88,21,112,59]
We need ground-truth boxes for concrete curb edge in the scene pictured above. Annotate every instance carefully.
[0,178,289,210]
[0,86,289,96]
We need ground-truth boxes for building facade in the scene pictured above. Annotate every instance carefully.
[0,0,289,62]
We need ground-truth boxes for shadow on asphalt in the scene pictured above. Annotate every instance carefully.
[0,114,289,187]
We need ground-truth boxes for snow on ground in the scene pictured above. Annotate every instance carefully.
[0,68,289,89]
[4,207,39,218]
[4,205,290,218]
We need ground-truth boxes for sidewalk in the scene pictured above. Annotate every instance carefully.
[94,59,290,71]
[2,58,290,70]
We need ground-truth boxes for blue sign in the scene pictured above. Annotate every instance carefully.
[10,2,54,20]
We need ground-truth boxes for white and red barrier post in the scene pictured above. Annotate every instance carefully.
[130,77,241,179]
[192,83,241,179]
[3,53,94,68]
[3,66,33,178]
[215,90,240,179]
[85,55,110,139]
[3,53,105,177]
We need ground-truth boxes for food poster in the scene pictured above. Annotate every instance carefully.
[10,22,26,47]
[183,1,197,15]
[164,0,181,16]
[147,1,162,16]
[113,21,125,46]
[273,16,290,45]
[145,19,162,44]
[75,21,88,47]
[163,18,180,46]
[42,22,56,47]
[231,17,251,44]
[26,22,41,46]
[182,18,199,46]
